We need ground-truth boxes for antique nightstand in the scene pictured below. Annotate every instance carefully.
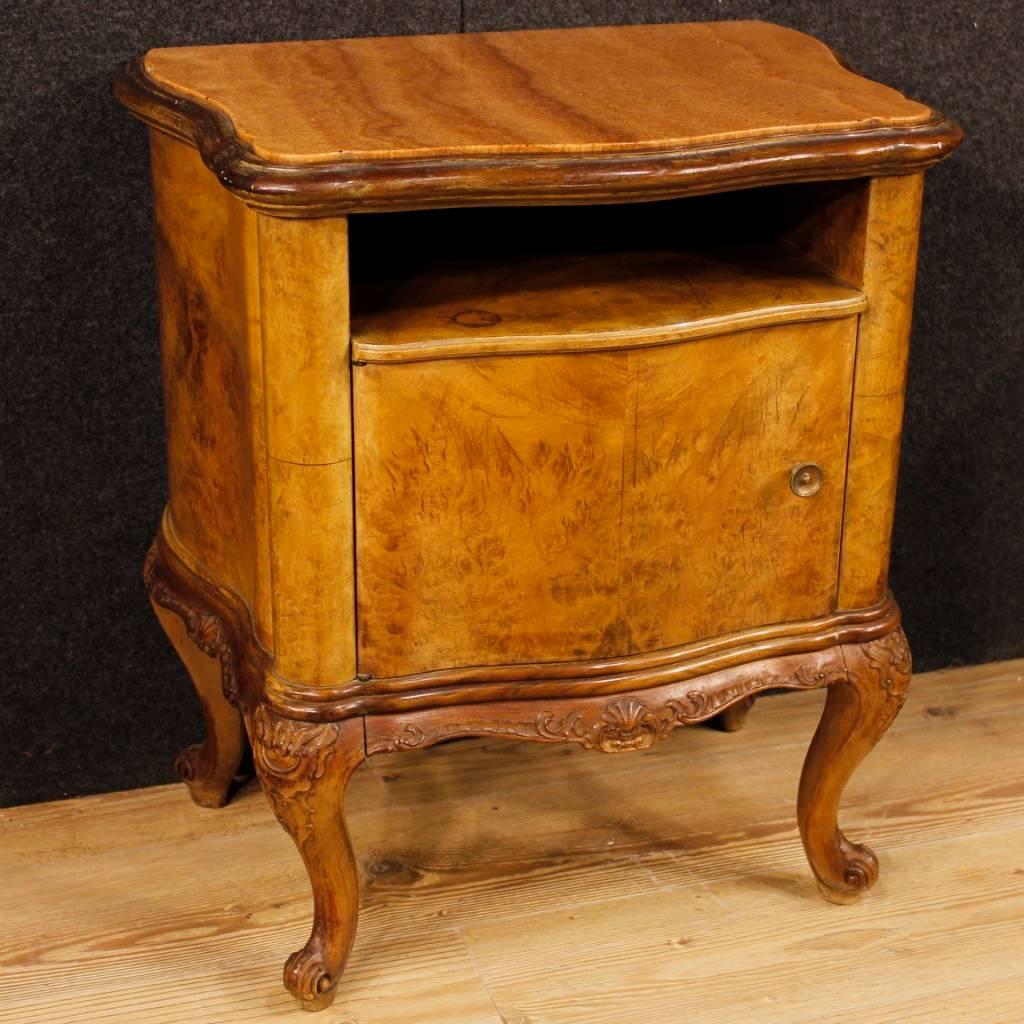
[115,21,961,1011]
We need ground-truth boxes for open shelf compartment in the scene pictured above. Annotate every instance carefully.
[349,182,868,363]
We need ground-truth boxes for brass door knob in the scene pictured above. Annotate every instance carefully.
[790,462,824,497]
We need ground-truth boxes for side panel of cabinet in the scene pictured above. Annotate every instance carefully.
[784,174,925,608]
[150,131,273,648]
[256,214,356,685]
[354,317,857,678]
[839,175,924,608]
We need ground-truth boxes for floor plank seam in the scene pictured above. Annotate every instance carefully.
[454,925,510,1024]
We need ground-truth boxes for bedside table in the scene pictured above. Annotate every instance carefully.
[116,21,961,1011]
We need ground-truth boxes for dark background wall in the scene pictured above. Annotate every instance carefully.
[1,2,1020,807]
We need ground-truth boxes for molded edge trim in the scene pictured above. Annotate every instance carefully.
[363,644,854,754]
[352,293,867,364]
[114,57,963,218]
[269,598,899,720]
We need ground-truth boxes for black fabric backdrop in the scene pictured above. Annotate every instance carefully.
[1,2,1020,807]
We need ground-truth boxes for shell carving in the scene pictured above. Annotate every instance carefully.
[389,657,847,754]
[593,698,668,752]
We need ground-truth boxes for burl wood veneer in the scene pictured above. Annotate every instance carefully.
[116,20,961,1011]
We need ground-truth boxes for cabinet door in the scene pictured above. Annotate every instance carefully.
[354,317,856,679]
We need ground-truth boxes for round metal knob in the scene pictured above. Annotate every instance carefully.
[790,462,824,497]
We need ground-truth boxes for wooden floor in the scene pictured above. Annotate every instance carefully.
[2,660,1023,1024]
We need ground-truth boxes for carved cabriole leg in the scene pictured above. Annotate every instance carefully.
[798,627,911,903]
[152,603,248,807]
[145,543,248,808]
[249,705,366,1012]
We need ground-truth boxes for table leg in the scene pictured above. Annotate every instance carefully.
[151,600,248,808]
[249,708,365,1011]
[709,695,756,732]
[797,627,911,903]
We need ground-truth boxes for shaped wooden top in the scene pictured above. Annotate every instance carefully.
[116,21,961,215]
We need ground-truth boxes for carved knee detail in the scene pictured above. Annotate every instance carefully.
[860,628,913,738]
[145,542,240,708]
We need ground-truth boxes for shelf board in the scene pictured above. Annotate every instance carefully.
[351,243,865,364]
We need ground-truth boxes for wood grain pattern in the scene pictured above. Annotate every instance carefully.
[2,659,1021,1023]
[150,131,272,644]
[149,513,898,720]
[266,459,355,685]
[351,243,865,363]
[775,174,925,608]
[354,317,857,678]
[256,214,356,685]
[782,178,872,287]
[836,175,925,608]
[114,23,961,214]
[257,215,351,465]
[142,22,936,163]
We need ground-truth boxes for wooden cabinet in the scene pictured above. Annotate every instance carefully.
[116,20,961,1012]
[352,244,862,676]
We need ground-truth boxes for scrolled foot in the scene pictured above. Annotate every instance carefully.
[250,707,365,1010]
[174,743,202,784]
[173,743,230,809]
[815,837,880,904]
[174,740,250,808]
[798,627,910,902]
[285,944,338,1011]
